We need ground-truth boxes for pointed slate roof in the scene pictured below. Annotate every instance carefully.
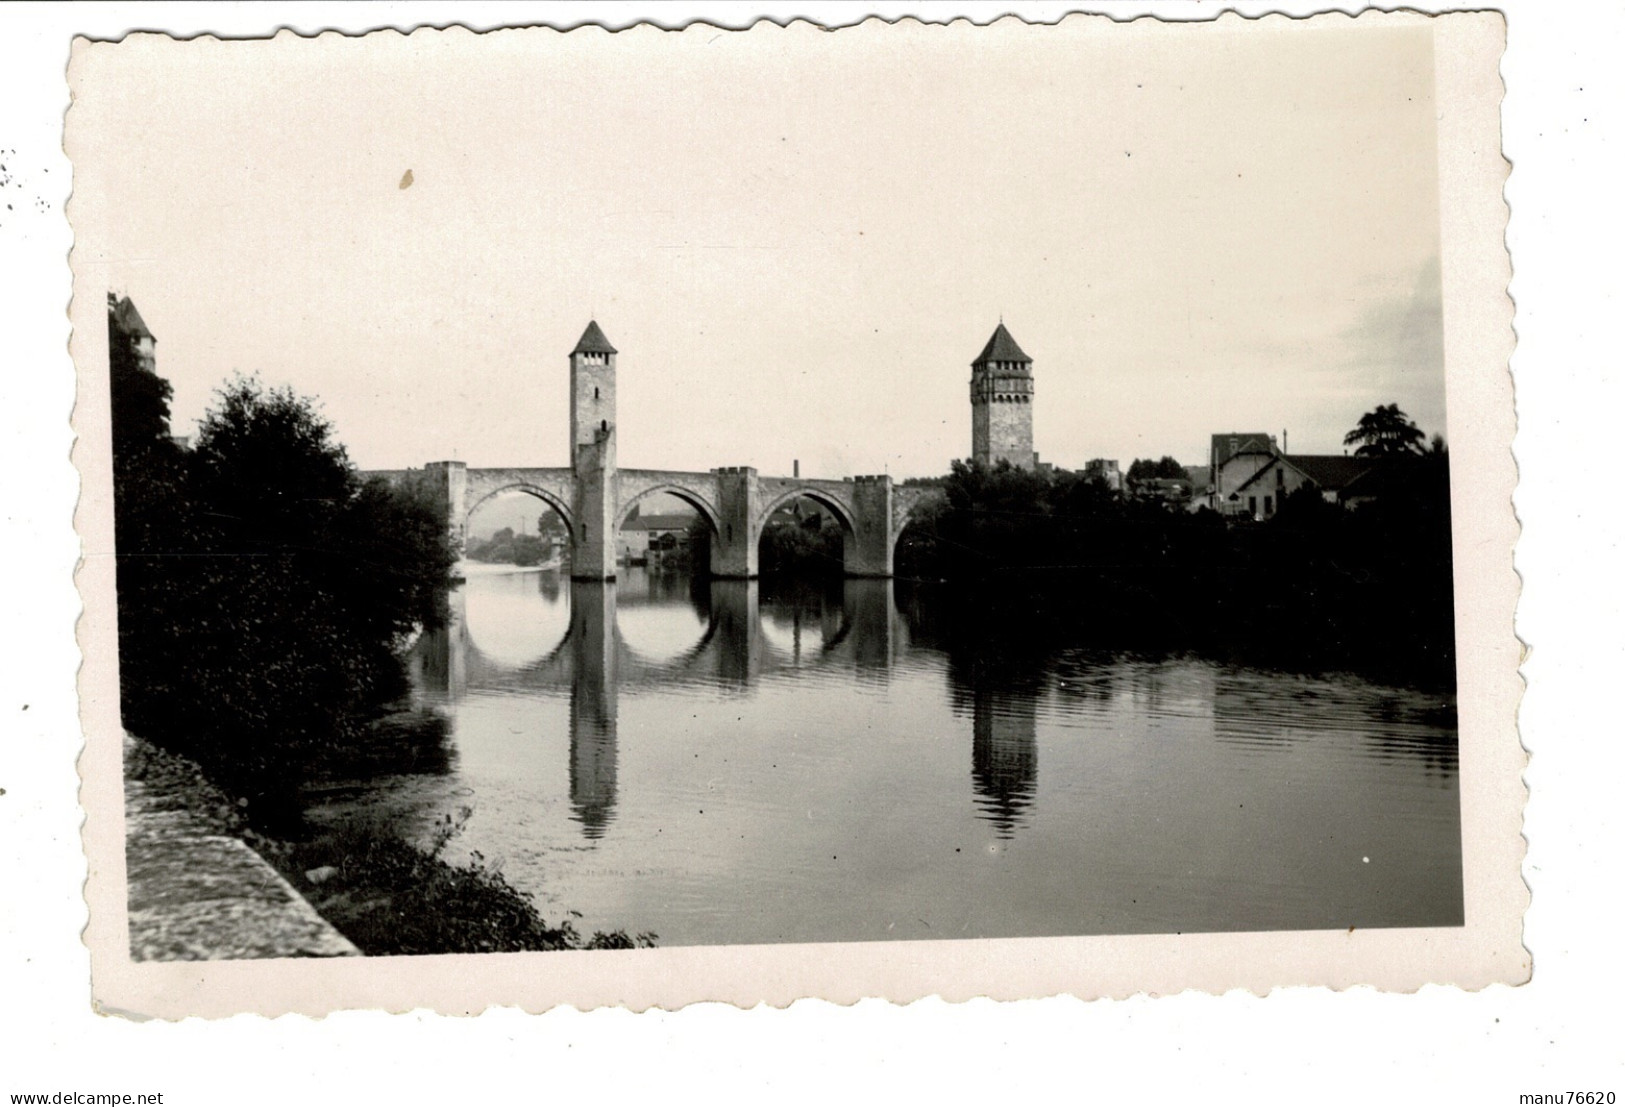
[972,323,1031,365]
[110,295,154,340]
[571,320,617,355]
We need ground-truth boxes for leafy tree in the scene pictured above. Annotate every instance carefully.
[939,458,1057,570]
[760,507,844,576]
[467,526,515,563]
[898,459,1157,578]
[466,524,554,565]
[114,370,454,803]
[894,449,1454,686]
[188,376,356,554]
[108,308,191,735]
[511,533,549,566]
[1127,456,1189,482]
[1344,403,1427,458]
[108,330,182,494]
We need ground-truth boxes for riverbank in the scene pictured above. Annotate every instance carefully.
[125,733,653,957]
[124,735,357,960]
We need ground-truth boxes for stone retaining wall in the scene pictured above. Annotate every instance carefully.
[123,736,358,961]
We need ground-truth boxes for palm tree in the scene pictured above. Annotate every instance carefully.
[1343,404,1428,458]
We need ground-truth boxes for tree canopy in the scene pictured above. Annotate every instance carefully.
[110,358,455,804]
[1343,404,1427,458]
[1127,456,1189,482]
[892,448,1455,686]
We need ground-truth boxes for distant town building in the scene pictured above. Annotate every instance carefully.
[1240,454,1376,515]
[1208,433,1279,514]
[764,499,825,529]
[1131,476,1195,509]
[1207,432,1379,518]
[970,323,1037,470]
[1082,458,1122,491]
[618,511,698,566]
[1182,465,1212,511]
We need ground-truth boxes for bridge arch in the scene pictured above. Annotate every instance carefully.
[756,486,858,537]
[615,483,722,535]
[887,487,944,574]
[889,501,925,556]
[465,482,576,540]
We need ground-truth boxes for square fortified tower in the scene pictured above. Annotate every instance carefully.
[569,320,619,580]
[970,322,1036,469]
[570,319,618,472]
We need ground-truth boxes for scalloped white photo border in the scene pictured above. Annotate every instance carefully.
[65,9,1523,1019]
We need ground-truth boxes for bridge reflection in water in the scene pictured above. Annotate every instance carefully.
[414,570,992,840]
[393,567,1463,942]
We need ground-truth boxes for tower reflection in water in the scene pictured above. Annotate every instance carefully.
[423,570,1037,841]
[568,582,618,838]
[969,690,1039,838]
[939,623,1043,838]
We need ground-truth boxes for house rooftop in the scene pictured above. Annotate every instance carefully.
[1282,454,1373,491]
[623,513,696,532]
[1211,433,1275,468]
[1234,453,1376,495]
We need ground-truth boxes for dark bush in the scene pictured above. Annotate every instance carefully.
[894,454,1456,688]
[759,510,845,577]
[111,367,456,806]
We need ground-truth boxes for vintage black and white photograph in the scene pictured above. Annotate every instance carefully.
[68,11,1521,1013]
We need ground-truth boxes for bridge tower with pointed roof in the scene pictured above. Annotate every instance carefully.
[570,320,619,580]
[970,322,1036,469]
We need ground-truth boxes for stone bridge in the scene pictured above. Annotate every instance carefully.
[373,462,937,580]
[365,321,940,580]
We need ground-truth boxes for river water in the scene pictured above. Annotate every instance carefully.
[300,566,1462,946]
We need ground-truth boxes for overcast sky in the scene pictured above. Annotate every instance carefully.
[74,15,1445,481]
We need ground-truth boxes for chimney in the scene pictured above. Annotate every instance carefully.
[793,459,800,478]
[1282,429,1288,453]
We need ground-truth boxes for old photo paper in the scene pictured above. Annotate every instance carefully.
[69,11,1523,1018]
